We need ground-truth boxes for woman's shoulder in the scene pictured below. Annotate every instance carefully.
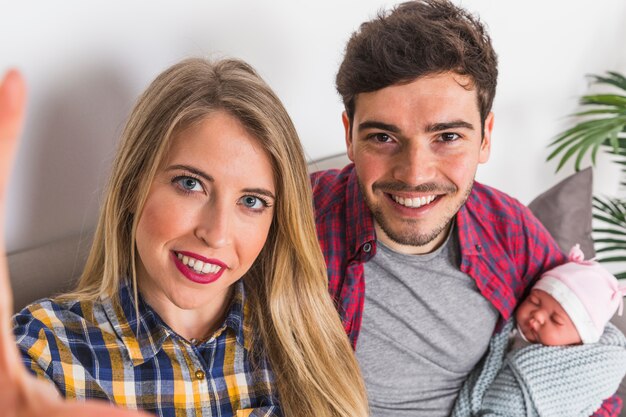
[13,296,110,343]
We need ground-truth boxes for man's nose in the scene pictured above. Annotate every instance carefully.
[393,142,436,185]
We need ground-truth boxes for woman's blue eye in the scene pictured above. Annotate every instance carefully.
[240,195,265,209]
[174,176,202,192]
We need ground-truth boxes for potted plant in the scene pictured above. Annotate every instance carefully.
[548,72,626,278]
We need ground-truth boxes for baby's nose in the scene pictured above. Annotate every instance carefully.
[529,311,546,328]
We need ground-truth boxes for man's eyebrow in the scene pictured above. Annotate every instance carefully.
[357,120,401,133]
[426,121,474,132]
[357,120,475,134]
[166,164,213,182]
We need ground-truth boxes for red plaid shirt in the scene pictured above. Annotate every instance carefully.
[311,163,621,417]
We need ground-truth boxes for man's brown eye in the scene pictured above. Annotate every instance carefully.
[373,133,391,143]
[441,132,459,142]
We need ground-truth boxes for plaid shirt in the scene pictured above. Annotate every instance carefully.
[13,280,280,417]
[311,163,621,417]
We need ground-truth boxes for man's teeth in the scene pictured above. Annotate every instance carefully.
[176,253,222,274]
[393,194,436,208]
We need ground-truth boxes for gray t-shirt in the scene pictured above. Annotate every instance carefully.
[357,226,498,417]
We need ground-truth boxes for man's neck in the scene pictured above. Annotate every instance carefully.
[374,221,453,255]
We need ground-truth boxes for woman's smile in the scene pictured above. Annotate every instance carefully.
[172,251,226,284]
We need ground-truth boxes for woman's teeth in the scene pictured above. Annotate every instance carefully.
[177,253,222,274]
[392,194,436,208]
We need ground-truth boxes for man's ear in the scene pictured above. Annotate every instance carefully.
[479,112,494,164]
[342,111,355,162]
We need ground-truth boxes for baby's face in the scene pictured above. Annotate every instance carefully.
[515,289,582,346]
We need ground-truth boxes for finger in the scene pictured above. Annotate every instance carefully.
[0,69,26,199]
[0,249,18,378]
[0,71,150,417]
[0,69,26,379]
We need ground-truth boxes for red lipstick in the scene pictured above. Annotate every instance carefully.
[171,251,226,284]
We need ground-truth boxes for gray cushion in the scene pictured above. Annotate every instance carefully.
[9,231,92,312]
[528,167,595,257]
[307,153,351,173]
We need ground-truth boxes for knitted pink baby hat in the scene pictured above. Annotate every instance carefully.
[533,244,626,344]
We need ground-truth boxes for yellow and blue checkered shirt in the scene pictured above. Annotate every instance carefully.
[13,280,280,417]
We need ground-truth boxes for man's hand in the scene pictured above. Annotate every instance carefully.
[0,70,148,417]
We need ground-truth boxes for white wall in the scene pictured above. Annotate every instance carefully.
[2,0,625,255]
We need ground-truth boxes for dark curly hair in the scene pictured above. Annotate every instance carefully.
[336,0,498,132]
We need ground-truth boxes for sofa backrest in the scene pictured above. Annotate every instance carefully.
[8,153,351,312]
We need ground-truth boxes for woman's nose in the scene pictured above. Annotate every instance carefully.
[194,202,232,248]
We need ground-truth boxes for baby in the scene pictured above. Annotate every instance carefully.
[453,245,626,417]
[515,244,624,347]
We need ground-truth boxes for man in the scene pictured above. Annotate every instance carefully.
[310,1,621,416]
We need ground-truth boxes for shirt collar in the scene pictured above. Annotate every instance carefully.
[455,182,486,257]
[345,164,377,260]
[102,279,250,366]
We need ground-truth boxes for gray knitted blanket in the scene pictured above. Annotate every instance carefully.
[451,319,626,417]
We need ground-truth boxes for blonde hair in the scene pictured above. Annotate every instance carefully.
[64,58,368,417]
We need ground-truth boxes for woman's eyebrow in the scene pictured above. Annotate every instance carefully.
[166,164,214,182]
[167,164,275,200]
[243,188,276,200]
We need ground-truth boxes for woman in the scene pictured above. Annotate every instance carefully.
[7,59,368,416]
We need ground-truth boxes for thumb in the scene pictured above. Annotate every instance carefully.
[0,69,27,380]
[0,69,27,200]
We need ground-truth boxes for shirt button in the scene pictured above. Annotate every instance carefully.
[363,243,372,253]
[475,244,482,252]
[195,370,205,380]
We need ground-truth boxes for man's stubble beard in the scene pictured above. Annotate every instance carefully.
[360,179,475,248]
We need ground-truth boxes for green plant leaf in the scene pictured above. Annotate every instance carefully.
[594,228,626,235]
[594,238,626,246]
[547,132,590,161]
[551,74,626,273]
[581,94,626,107]
[597,256,626,262]
[574,140,595,170]
[590,72,626,91]
[549,118,626,171]
[609,130,620,152]
[591,144,600,165]
[574,109,626,117]
[593,197,626,220]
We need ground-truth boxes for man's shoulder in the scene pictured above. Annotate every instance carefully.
[460,181,554,256]
[465,181,534,223]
